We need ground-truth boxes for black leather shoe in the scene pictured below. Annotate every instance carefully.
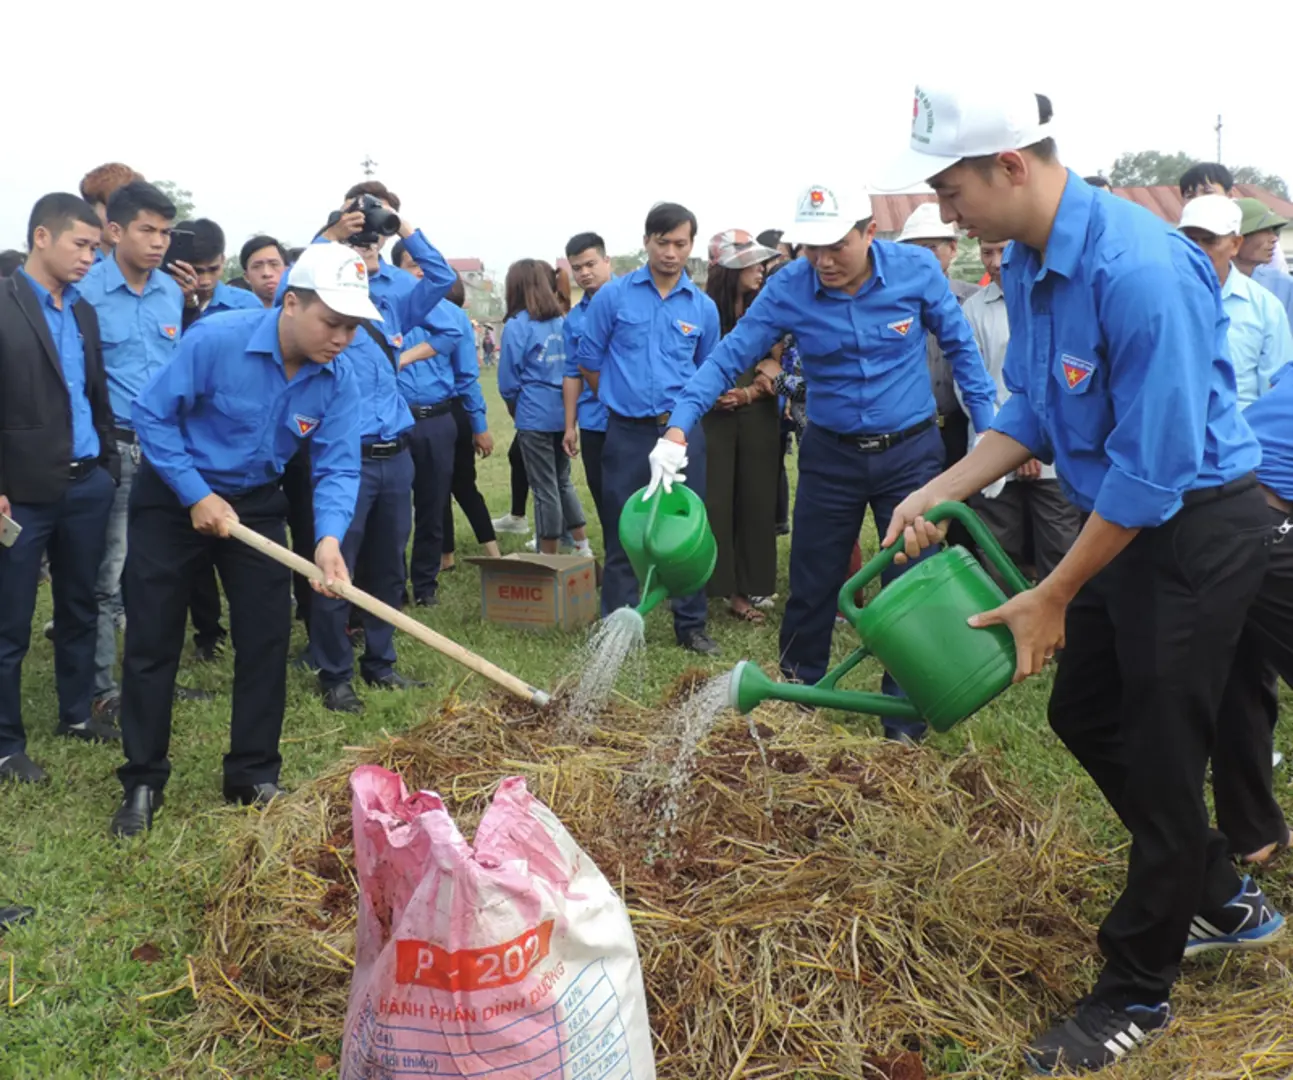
[174,685,214,703]
[414,590,439,608]
[0,905,34,930]
[0,752,48,784]
[223,781,287,807]
[321,682,363,713]
[364,670,427,690]
[56,716,121,743]
[679,631,721,657]
[110,787,163,838]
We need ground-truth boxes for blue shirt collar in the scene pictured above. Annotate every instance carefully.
[102,251,166,296]
[19,267,77,308]
[628,263,695,298]
[247,308,335,380]
[1006,170,1093,282]
[373,258,398,282]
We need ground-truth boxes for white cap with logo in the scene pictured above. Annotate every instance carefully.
[285,242,383,321]
[1178,194,1242,238]
[875,85,1056,192]
[782,184,874,247]
[897,201,957,243]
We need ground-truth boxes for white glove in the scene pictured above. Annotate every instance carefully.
[644,437,688,499]
[970,432,1007,499]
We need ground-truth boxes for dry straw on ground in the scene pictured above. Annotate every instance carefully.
[187,675,1293,1078]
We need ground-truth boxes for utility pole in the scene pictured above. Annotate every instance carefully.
[1215,115,1222,162]
[360,155,378,178]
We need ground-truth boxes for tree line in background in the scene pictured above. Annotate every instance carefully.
[1104,151,1289,197]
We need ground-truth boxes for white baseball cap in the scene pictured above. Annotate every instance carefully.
[1178,194,1242,238]
[782,184,874,247]
[874,85,1057,192]
[285,242,382,321]
[897,202,957,243]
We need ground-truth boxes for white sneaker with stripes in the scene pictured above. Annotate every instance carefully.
[1185,876,1285,958]
[1025,998,1170,1074]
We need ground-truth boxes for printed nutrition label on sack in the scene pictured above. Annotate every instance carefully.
[344,959,637,1079]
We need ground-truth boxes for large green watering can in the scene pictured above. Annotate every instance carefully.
[729,502,1032,733]
[619,485,718,617]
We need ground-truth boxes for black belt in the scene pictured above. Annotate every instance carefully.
[817,416,936,453]
[410,401,453,421]
[1181,472,1258,508]
[361,434,410,460]
[68,457,98,482]
[610,410,671,426]
[112,427,137,445]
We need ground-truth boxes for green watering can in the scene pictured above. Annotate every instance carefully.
[619,485,718,617]
[729,502,1032,733]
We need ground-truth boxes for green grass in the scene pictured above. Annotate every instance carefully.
[1,375,1290,1079]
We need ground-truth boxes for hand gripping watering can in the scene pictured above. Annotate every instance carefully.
[729,502,1032,733]
[619,485,717,616]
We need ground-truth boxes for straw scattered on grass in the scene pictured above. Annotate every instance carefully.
[185,678,1293,1078]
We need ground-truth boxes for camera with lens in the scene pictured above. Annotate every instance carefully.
[325,194,400,247]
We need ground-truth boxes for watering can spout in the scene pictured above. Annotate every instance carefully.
[728,660,923,720]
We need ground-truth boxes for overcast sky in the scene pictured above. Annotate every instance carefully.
[3,0,1289,275]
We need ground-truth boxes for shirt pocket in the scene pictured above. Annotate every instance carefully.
[156,319,180,348]
[209,391,264,443]
[98,314,131,352]
[794,325,848,358]
[614,312,651,353]
[1050,351,1110,449]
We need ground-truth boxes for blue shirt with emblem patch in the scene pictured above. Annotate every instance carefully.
[78,253,184,428]
[201,281,265,318]
[563,293,607,432]
[498,312,568,432]
[19,270,101,460]
[991,170,1260,529]
[574,265,720,420]
[367,257,417,308]
[668,244,996,437]
[132,308,361,542]
[398,299,488,434]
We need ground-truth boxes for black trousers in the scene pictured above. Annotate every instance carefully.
[1048,482,1269,1005]
[442,399,496,557]
[508,436,529,519]
[968,478,1082,581]
[189,558,226,648]
[1213,504,1293,854]
[581,427,606,531]
[282,446,315,628]
[939,411,973,550]
[118,462,291,793]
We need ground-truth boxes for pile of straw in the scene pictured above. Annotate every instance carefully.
[189,678,1293,1078]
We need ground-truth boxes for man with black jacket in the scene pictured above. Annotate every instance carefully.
[0,193,121,783]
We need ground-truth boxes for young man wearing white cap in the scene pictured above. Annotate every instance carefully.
[1179,195,1293,408]
[109,243,366,837]
[652,184,997,739]
[876,85,1284,1073]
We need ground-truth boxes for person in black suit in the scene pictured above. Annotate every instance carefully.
[0,193,121,784]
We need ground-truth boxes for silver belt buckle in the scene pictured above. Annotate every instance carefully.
[1275,517,1293,544]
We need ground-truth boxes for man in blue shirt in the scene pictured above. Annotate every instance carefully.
[78,181,205,720]
[109,243,365,838]
[302,201,456,712]
[390,240,489,606]
[877,85,1283,1073]
[562,232,613,531]
[1178,196,1293,407]
[343,181,417,309]
[0,194,119,784]
[657,185,996,730]
[575,203,722,655]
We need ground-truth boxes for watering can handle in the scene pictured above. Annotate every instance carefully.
[837,501,1032,625]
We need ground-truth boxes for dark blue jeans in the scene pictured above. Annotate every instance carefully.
[780,423,944,740]
[601,413,708,641]
[0,466,115,756]
[310,449,414,688]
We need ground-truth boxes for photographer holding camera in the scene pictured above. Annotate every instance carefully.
[301,188,456,713]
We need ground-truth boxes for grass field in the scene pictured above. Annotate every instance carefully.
[1,374,1290,1079]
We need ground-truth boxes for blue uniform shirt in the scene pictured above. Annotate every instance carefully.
[498,312,568,432]
[132,308,361,542]
[575,265,720,419]
[79,253,184,428]
[367,257,417,309]
[668,245,996,436]
[991,171,1260,528]
[398,300,488,434]
[1254,264,1293,328]
[563,293,607,432]
[202,282,264,318]
[20,270,100,460]
[1242,363,1293,501]
[1219,266,1293,408]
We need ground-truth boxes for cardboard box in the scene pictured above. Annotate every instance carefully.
[464,554,598,631]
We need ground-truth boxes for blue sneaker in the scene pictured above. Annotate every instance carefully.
[1184,876,1285,958]
[1025,997,1170,1074]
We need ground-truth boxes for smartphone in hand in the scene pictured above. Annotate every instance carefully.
[0,513,22,548]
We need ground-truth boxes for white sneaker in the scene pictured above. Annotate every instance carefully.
[749,594,777,610]
[492,513,529,534]
[574,542,594,558]
[1275,751,1285,769]
[523,534,538,552]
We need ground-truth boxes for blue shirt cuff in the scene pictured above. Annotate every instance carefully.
[990,395,1045,458]
[967,403,996,434]
[670,404,700,434]
[314,514,349,544]
[172,470,213,508]
[1093,466,1183,528]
